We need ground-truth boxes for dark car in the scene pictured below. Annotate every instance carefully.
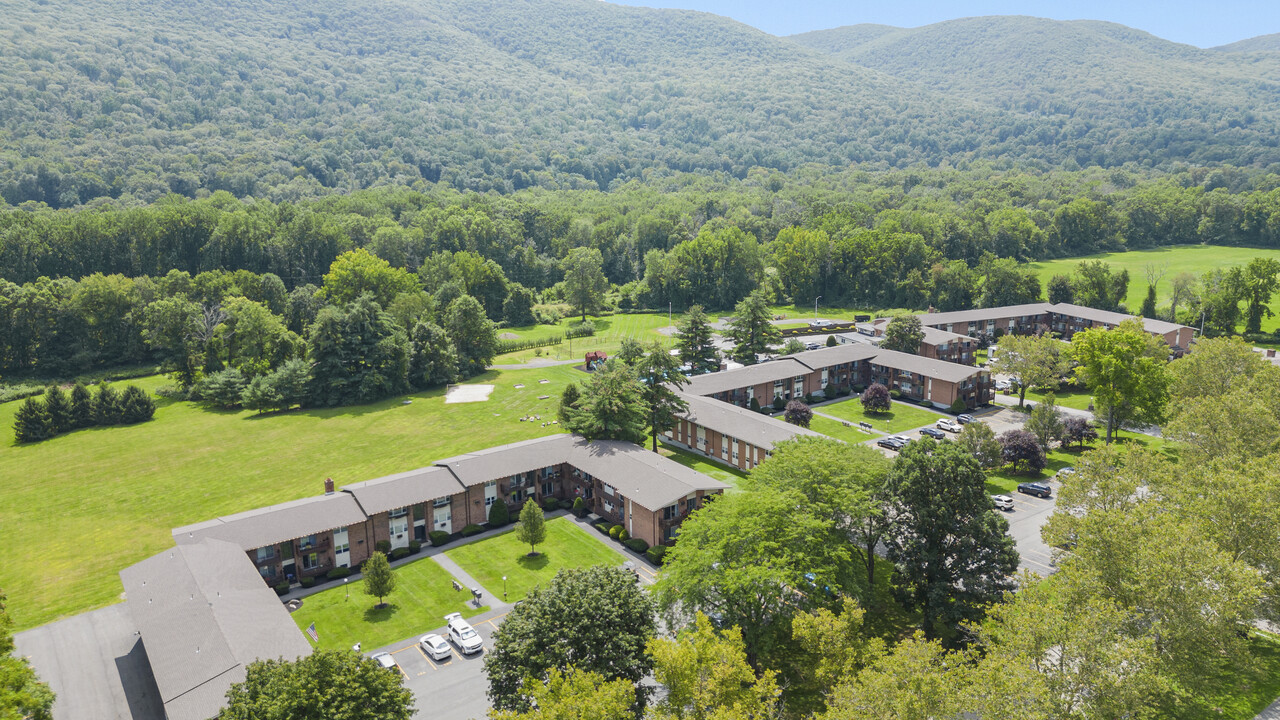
[956,414,976,424]
[877,436,907,450]
[919,427,945,439]
[1017,482,1052,498]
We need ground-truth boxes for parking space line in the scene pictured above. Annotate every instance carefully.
[417,645,439,670]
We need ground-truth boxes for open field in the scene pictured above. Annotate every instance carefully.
[494,313,676,364]
[1029,245,1280,332]
[819,398,943,433]
[0,366,583,630]
[657,443,749,492]
[443,517,623,603]
[290,557,487,652]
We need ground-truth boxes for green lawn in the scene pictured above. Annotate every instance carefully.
[495,312,675,364]
[1162,631,1280,720]
[290,557,487,652]
[1009,387,1095,411]
[984,431,1177,495]
[1030,245,1280,333]
[0,365,585,631]
[657,442,749,492]
[818,398,942,434]
[809,415,878,445]
[444,517,624,603]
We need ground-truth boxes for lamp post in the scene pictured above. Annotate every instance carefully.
[814,295,822,324]
[503,575,508,600]
[344,578,349,601]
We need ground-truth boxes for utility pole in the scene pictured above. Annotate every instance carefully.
[814,296,822,324]
[668,302,672,328]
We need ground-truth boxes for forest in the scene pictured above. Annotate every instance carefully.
[0,0,1279,209]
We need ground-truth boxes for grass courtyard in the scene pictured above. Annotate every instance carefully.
[983,430,1177,495]
[0,365,583,630]
[817,398,943,434]
[494,312,676,364]
[444,517,625,603]
[657,442,749,492]
[290,557,487,652]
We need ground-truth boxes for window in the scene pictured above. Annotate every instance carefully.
[433,497,450,508]
[334,540,350,555]
[259,565,274,579]
[541,482,553,496]
[388,506,408,519]
[256,546,274,562]
[603,483,615,496]
[301,553,319,571]
[297,535,317,551]
[603,501,615,514]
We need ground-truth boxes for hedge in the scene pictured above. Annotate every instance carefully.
[408,540,422,554]
[429,530,452,547]
[300,576,316,589]
[624,538,649,553]
[274,582,291,595]
[645,546,668,565]
[565,322,596,339]
[496,335,563,355]
[389,547,411,561]
[541,497,560,512]
[326,567,352,580]
[461,524,485,537]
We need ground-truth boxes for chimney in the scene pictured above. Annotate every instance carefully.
[324,478,335,495]
[1268,349,1277,358]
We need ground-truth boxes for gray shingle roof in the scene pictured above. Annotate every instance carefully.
[172,492,367,551]
[435,433,579,487]
[868,348,989,383]
[120,539,312,720]
[681,358,812,396]
[343,465,465,516]
[915,303,1053,327]
[566,438,729,510]
[1048,303,1188,335]
[787,343,880,370]
[920,326,976,344]
[678,392,821,451]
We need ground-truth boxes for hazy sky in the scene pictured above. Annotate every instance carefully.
[608,1,1280,48]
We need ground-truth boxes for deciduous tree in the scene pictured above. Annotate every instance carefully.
[321,248,420,309]
[880,315,924,354]
[515,500,546,556]
[408,321,458,389]
[999,429,1046,473]
[994,333,1066,408]
[784,399,812,427]
[489,668,634,720]
[956,420,1002,469]
[218,649,413,720]
[361,551,396,609]
[647,613,782,720]
[1025,396,1064,451]
[444,294,498,377]
[860,383,890,413]
[1066,319,1170,443]
[560,247,608,323]
[0,591,54,720]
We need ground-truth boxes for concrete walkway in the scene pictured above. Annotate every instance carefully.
[431,554,511,610]
[990,395,1163,438]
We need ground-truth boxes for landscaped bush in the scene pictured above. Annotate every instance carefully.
[299,576,316,589]
[572,496,586,517]
[326,567,352,580]
[625,538,649,553]
[541,497,560,512]
[608,524,624,539]
[646,545,668,565]
[389,547,411,561]
[889,389,902,400]
[949,399,968,414]
[408,540,422,554]
[375,540,391,554]
[488,499,511,526]
[772,396,785,411]
[274,582,291,595]
[429,531,451,547]
[594,522,612,535]
[461,524,485,537]
[618,528,630,542]
[749,397,762,412]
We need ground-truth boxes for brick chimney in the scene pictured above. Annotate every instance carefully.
[324,478,335,495]
[1268,349,1276,359]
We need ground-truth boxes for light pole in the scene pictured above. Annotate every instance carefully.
[814,296,822,324]
[503,575,508,601]
[344,578,349,601]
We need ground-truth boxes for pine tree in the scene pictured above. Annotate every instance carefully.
[515,499,547,556]
[13,397,54,443]
[361,552,396,609]
[558,383,582,424]
[241,375,283,414]
[119,385,157,424]
[93,383,124,425]
[68,383,93,429]
[265,357,310,410]
[636,340,689,451]
[43,386,72,434]
[564,359,647,444]
[725,290,781,365]
[675,305,719,375]
[488,498,511,527]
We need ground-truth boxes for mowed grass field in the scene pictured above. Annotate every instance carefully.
[0,365,584,630]
[495,313,676,364]
[1030,245,1280,332]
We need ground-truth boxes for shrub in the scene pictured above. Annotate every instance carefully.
[646,545,668,565]
[572,496,586,517]
[300,576,316,589]
[749,397,761,412]
[408,540,422,554]
[326,567,352,580]
[541,497,560,512]
[12,396,54,443]
[625,538,649,553]
[120,385,157,424]
[803,393,815,404]
[826,335,838,347]
[389,547,411,561]
[196,368,247,409]
[461,524,485,537]
[429,530,452,547]
[375,540,392,554]
[488,499,511,527]
[889,389,902,400]
[594,522,612,535]
[949,398,968,414]
[861,382,891,413]
[565,320,596,339]
[608,524,624,539]
[618,528,630,542]
[94,383,125,424]
[274,582,291,596]
[772,396,786,411]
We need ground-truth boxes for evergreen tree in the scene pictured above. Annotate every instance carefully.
[93,383,124,425]
[241,375,283,414]
[635,340,689,451]
[361,552,396,609]
[42,386,71,434]
[13,397,54,443]
[885,441,1020,643]
[515,499,547,556]
[725,290,781,365]
[119,385,156,423]
[489,498,511,527]
[564,359,647,444]
[306,305,350,408]
[68,383,93,429]
[675,305,719,375]
[616,337,646,366]
[408,321,459,389]
[264,357,310,411]
[558,383,582,425]
[1139,284,1158,318]
[826,335,838,347]
[444,294,498,378]
[198,368,248,409]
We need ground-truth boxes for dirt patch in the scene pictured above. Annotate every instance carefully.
[498,332,519,340]
[444,384,495,404]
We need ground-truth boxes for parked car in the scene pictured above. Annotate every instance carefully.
[888,434,910,444]
[419,633,451,661]
[991,495,1015,511]
[956,413,976,424]
[936,418,962,433]
[444,613,485,654]
[805,342,822,350]
[920,427,945,439]
[1055,466,1076,479]
[994,379,1012,391]
[371,652,398,672]
[876,437,905,450]
[1017,482,1052,498]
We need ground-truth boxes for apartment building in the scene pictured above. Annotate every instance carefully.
[913,302,1194,350]
[665,392,823,471]
[860,320,980,364]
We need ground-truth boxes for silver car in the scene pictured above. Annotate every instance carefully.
[991,495,1014,512]
[371,652,398,672]
[419,633,451,661]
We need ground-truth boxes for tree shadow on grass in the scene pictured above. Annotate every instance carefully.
[363,603,400,624]
[516,553,551,572]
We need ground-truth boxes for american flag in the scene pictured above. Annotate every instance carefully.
[306,622,319,642]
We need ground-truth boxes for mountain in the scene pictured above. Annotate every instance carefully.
[789,16,1280,164]
[0,1,1277,209]
[1215,33,1280,53]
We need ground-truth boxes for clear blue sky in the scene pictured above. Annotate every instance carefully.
[608,1,1279,48]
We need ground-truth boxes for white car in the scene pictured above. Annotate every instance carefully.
[888,435,910,445]
[444,613,484,654]
[991,495,1015,512]
[994,379,1012,391]
[371,652,398,672]
[419,633,451,661]
[936,419,962,433]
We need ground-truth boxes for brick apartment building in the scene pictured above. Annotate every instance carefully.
[913,302,1195,350]
[861,320,980,364]
[665,392,823,471]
